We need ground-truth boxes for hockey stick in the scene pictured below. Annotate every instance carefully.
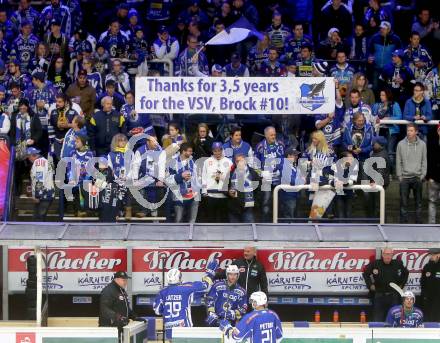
[389,282,405,297]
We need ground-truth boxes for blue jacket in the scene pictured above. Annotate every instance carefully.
[386,305,423,328]
[343,122,375,161]
[255,138,285,185]
[372,102,402,135]
[403,97,432,135]
[368,32,402,69]
[39,4,72,37]
[10,34,40,73]
[223,140,253,161]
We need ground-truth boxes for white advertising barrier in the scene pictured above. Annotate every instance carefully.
[135,76,336,114]
[8,247,127,292]
[0,327,118,343]
[7,247,431,295]
[131,248,376,294]
[172,327,440,343]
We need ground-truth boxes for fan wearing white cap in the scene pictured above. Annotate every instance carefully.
[153,259,219,340]
[219,291,283,342]
[385,290,424,327]
[205,264,247,327]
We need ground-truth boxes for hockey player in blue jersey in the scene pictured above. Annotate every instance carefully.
[386,291,424,328]
[206,265,248,327]
[153,260,219,339]
[220,291,283,343]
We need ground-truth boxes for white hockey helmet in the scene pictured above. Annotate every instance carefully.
[226,265,240,275]
[403,291,415,300]
[250,291,267,308]
[166,268,182,285]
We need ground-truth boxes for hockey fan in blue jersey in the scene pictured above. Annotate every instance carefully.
[153,259,218,339]
[386,291,424,328]
[220,291,283,343]
[206,265,248,327]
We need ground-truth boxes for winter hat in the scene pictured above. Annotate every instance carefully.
[372,136,387,146]
[211,64,223,73]
[380,21,391,30]
[392,49,404,59]
[313,61,329,75]
[26,147,41,156]
[128,8,139,19]
[327,27,340,38]
[211,142,223,150]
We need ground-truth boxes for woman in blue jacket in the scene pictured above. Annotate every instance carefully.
[372,88,402,173]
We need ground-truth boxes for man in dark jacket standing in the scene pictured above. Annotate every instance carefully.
[88,96,126,157]
[66,69,96,119]
[99,271,136,338]
[363,247,409,321]
[421,248,440,321]
[217,246,268,300]
[364,136,390,218]
[427,125,440,224]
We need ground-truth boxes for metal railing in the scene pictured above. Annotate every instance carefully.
[117,58,174,76]
[273,184,385,224]
[379,119,439,125]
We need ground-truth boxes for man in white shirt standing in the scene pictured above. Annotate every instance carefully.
[201,142,233,222]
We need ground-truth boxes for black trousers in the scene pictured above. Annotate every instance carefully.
[373,292,399,321]
[400,177,423,223]
[33,199,53,221]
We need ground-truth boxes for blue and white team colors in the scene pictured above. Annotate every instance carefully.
[221,291,283,343]
[386,291,424,328]
[153,260,218,339]
[386,305,424,328]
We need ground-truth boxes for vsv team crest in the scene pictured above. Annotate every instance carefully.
[299,80,327,111]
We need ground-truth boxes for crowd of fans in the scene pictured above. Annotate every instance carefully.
[0,0,439,224]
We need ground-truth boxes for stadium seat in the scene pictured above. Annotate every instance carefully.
[293,321,310,327]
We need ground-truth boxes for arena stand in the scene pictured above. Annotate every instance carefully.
[1,0,440,342]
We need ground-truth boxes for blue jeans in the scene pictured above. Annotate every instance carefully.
[280,196,297,221]
[174,199,199,223]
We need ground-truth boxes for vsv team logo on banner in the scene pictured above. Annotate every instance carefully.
[299,80,327,111]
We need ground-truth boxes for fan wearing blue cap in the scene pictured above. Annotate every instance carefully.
[380,49,415,106]
[27,145,55,221]
[200,141,233,222]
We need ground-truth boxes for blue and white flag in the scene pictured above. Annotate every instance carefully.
[205,17,264,46]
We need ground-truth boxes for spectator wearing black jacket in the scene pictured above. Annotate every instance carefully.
[363,247,409,321]
[364,136,391,218]
[217,246,268,300]
[427,125,440,224]
[319,0,353,41]
[99,271,136,335]
[192,123,214,161]
[88,96,126,157]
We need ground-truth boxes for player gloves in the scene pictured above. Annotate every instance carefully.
[206,311,219,325]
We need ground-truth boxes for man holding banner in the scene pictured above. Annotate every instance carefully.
[175,35,209,77]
